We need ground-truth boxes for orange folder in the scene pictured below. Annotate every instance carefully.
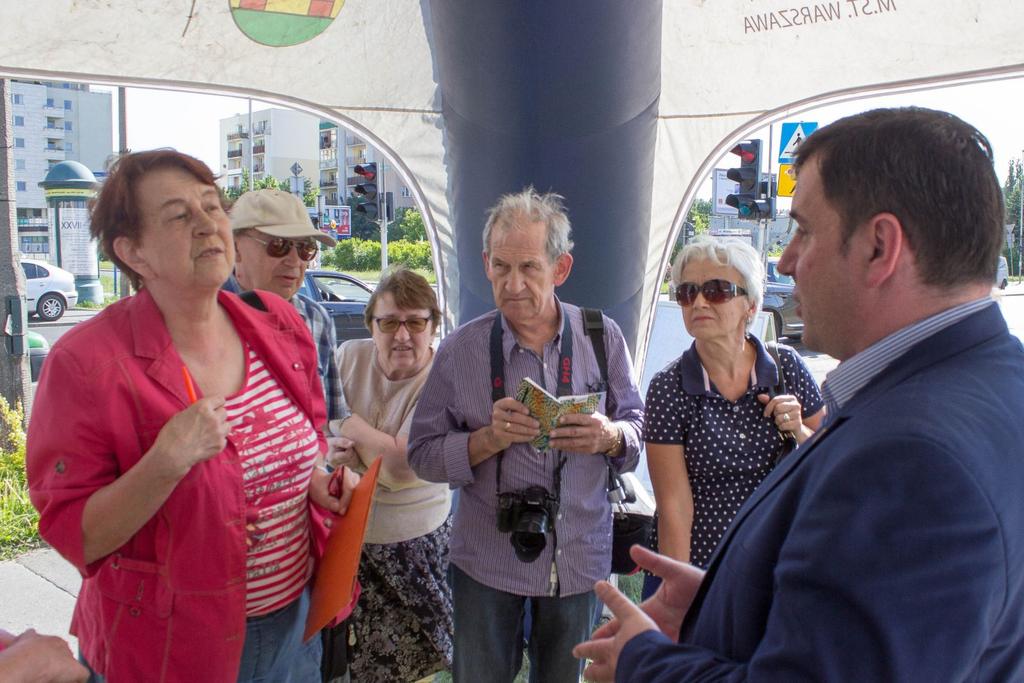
[304,458,381,640]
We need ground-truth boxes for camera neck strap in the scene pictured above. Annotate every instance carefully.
[490,305,574,495]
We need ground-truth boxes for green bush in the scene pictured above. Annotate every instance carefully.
[323,239,433,272]
[0,395,39,559]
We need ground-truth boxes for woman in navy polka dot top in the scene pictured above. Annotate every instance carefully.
[644,237,825,571]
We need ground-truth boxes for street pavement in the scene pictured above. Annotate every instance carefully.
[5,280,1024,648]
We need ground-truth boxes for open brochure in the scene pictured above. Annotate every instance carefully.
[515,377,604,451]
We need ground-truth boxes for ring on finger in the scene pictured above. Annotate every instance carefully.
[505,421,512,431]
[782,413,791,423]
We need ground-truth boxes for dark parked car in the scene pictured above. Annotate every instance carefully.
[762,257,803,339]
[297,269,374,342]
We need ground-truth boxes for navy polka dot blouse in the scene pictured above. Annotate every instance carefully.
[643,335,824,568]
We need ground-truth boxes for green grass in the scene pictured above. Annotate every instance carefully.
[0,397,40,560]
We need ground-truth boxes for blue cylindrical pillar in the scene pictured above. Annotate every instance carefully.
[428,0,662,352]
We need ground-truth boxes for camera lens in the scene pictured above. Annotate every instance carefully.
[510,509,549,562]
[511,531,547,563]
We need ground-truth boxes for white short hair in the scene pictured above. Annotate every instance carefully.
[670,236,764,329]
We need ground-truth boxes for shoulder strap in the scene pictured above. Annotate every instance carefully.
[765,341,788,397]
[239,290,268,312]
[582,307,608,385]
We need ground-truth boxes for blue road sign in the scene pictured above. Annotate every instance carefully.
[778,122,818,163]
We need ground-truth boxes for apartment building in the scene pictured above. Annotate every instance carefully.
[219,108,319,193]
[9,80,113,258]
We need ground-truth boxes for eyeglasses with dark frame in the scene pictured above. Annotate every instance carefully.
[374,317,431,334]
[674,279,749,306]
[242,232,318,262]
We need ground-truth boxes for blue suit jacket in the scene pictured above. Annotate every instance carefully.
[620,305,1024,681]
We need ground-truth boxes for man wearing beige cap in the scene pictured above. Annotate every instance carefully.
[230,189,349,423]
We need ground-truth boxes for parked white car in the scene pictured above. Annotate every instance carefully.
[21,258,78,321]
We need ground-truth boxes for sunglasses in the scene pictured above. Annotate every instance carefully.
[374,317,431,334]
[674,279,748,306]
[243,233,318,262]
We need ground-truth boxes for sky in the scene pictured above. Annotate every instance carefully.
[97,76,1024,192]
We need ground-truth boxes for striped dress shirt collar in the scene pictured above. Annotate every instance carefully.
[822,295,995,416]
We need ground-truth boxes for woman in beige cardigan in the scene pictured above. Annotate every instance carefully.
[328,266,452,682]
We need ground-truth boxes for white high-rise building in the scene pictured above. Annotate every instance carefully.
[9,80,113,259]
[219,108,319,194]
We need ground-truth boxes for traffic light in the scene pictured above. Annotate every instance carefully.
[725,141,773,220]
[353,163,379,219]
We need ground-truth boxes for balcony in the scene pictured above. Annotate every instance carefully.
[252,144,265,155]
[320,138,336,150]
[44,125,65,138]
[227,149,243,158]
[345,156,368,167]
[252,121,269,136]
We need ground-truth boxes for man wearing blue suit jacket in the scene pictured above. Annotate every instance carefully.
[575,107,1024,682]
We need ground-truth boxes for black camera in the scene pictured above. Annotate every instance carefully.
[496,486,559,563]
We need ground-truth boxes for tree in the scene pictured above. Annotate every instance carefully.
[688,198,711,235]
[303,179,319,208]
[0,79,30,413]
[1004,157,1022,276]
[390,207,426,242]
[223,171,284,203]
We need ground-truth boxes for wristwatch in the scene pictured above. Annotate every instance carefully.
[604,424,624,456]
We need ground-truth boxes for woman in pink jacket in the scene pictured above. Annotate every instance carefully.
[26,150,358,682]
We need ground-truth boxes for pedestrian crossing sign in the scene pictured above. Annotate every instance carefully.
[778,122,818,163]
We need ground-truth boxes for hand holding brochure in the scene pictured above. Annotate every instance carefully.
[515,377,603,451]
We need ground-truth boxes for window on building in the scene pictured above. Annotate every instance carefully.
[14,138,24,148]
[66,142,73,152]
[64,100,72,110]
[64,121,73,131]
[46,97,55,108]
[12,94,23,105]
[15,159,25,170]
[400,186,412,198]
[13,115,23,126]
[16,181,27,192]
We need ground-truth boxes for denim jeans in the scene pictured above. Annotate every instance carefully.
[451,564,595,683]
[237,588,323,683]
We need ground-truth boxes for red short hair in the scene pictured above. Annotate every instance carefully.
[89,149,225,289]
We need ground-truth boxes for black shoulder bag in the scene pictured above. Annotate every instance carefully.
[582,308,654,574]
[765,341,799,465]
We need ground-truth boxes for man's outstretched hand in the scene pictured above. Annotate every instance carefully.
[573,545,706,682]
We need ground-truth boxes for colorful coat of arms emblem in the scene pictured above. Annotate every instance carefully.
[230,0,344,47]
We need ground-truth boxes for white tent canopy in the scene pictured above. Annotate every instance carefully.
[2,0,1021,367]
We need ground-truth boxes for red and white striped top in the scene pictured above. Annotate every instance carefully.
[225,346,320,616]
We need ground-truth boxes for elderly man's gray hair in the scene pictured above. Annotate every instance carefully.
[482,186,574,262]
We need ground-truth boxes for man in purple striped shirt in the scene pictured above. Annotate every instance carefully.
[408,187,644,682]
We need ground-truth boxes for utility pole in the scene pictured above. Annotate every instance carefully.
[117,86,131,298]
[0,79,31,415]
[379,161,388,270]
